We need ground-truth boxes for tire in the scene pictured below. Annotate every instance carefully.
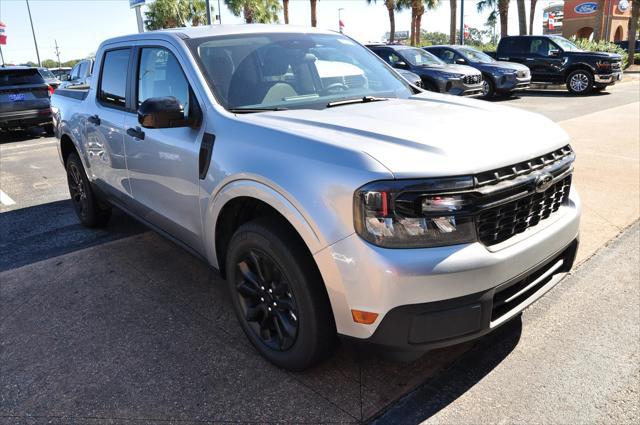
[566,69,594,95]
[481,77,495,99]
[66,152,111,227]
[226,218,336,371]
[44,124,55,136]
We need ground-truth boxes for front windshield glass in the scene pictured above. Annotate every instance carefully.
[400,48,444,67]
[38,68,56,79]
[459,47,495,63]
[551,37,583,52]
[190,32,412,111]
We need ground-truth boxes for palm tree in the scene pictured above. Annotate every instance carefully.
[367,1,397,43]
[225,0,281,23]
[629,1,639,65]
[449,0,457,44]
[310,0,318,27]
[593,0,605,41]
[397,0,438,46]
[528,0,538,35]
[516,0,526,35]
[145,0,207,30]
[477,0,509,38]
[283,0,289,24]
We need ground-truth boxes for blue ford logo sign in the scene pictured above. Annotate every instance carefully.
[575,2,598,14]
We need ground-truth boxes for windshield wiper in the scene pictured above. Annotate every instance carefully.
[229,107,288,114]
[326,96,389,108]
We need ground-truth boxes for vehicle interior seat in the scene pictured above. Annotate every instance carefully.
[201,48,235,101]
[260,52,298,104]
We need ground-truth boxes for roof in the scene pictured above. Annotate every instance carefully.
[101,24,338,46]
[365,44,416,50]
[0,65,33,70]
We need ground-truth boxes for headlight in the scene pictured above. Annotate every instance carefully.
[439,72,464,79]
[494,68,517,75]
[354,178,477,248]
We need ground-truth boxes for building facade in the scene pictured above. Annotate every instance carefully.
[562,0,632,41]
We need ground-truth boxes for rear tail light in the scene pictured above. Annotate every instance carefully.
[47,85,55,97]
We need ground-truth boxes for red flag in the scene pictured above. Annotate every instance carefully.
[464,24,470,39]
[0,22,7,45]
[548,13,555,30]
[339,19,344,31]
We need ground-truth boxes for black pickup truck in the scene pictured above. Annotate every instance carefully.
[494,35,622,95]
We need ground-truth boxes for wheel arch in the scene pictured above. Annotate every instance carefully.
[564,63,595,80]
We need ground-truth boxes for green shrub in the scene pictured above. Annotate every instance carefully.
[571,38,629,68]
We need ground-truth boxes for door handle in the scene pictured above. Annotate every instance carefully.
[87,114,101,126]
[126,126,145,140]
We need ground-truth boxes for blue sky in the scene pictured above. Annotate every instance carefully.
[0,0,554,65]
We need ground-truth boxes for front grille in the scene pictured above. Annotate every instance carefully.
[476,145,573,187]
[463,74,482,85]
[477,174,572,246]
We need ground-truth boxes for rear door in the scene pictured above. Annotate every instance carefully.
[0,69,49,115]
[497,37,529,63]
[83,48,133,203]
[123,42,205,252]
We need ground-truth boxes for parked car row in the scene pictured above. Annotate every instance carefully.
[52,25,582,371]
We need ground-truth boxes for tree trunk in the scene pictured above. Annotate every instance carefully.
[310,0,317,27]
[415,4,424,46]
[517,0,527,35]
[629,0,639,65]
[410,11,416,45]
[243,4,253,23]
[386,0,395,43]
[529,0,538,35]
[593,0,605,41]
[498,0,509,38]
[283,0,289,24]
[449,0,457,44]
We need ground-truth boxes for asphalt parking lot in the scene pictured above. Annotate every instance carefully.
[1,80,639,424]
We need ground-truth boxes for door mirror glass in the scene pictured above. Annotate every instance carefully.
[138,96,185,128]
[455,57,467,65]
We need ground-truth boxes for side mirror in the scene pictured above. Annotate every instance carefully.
[138,96,185,129]
[455,57,467,65]
[549,49,560,57]
[394,61,409,69]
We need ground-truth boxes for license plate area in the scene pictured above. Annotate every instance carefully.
[9,93,26,102]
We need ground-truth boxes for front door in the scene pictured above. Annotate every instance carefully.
[527,38,565,83]
[123,44,205,252]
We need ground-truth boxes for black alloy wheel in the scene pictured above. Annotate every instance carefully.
[65,152,111,227]
[234,249,299,351]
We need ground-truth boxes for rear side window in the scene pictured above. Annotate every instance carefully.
[0,69,45,86]
[98,49,130,108]
[137,47,190,117]
[500,38,529,55]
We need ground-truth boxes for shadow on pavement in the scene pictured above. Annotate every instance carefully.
[0,218,520,423]
[0,127,50,145]
[0,199,145,272]
[370,318,523,424]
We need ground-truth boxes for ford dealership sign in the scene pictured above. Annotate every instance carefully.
[574,2,598,14]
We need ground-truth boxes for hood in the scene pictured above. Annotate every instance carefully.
[238,93,569,179]
[478,61,529,72]
[566,51,622,61]
[440,64,481,76]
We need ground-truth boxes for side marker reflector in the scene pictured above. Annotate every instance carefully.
[351,309,379,324]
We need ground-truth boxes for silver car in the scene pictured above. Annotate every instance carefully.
[52,25,580,371]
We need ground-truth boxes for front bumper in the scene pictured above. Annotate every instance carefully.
[0,108,52,129]
[594,72,622,85]
[495,74,532,92]
[442,78,484,97]
[314,188,581,344]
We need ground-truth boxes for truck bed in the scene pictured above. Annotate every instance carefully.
[54,88,89,101]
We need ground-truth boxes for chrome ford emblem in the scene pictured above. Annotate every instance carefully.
[535,173,554,193]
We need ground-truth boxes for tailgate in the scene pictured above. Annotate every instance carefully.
[0,69,50,113]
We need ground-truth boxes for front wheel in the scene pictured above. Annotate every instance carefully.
[226,218,336,371]
[481,77,495,99]
[66,152,111,227]
[566,70,594,95]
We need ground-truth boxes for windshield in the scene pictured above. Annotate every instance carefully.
[551,37,583,52]
[400,48,444,67]
[0,69,45,86]
[38,68,56,79]
[459,47,495,63]
[190,32,412,111]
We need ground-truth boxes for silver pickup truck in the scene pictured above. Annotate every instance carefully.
[52,25,581,371]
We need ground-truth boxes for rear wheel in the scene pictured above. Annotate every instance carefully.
[66,152,111,227]
[44,124,54,136]
[566,69,594,95]
[226,218,336,371]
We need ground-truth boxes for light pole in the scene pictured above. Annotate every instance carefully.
[338,8,344,33]
[459,0,465,45]
[25,0,41,66]
[205,0,212,25]
[54,39,61,67]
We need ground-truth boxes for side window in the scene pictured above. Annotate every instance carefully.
[501,38,529,55]
[98,49,130,108]
[440,49,456,64]
[137,47,190,118]
[78,62,87,78]
[70,63,80,80]
[388,52,402,66]
[530,38,551,56]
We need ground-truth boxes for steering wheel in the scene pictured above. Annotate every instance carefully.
[323,82,349,94]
